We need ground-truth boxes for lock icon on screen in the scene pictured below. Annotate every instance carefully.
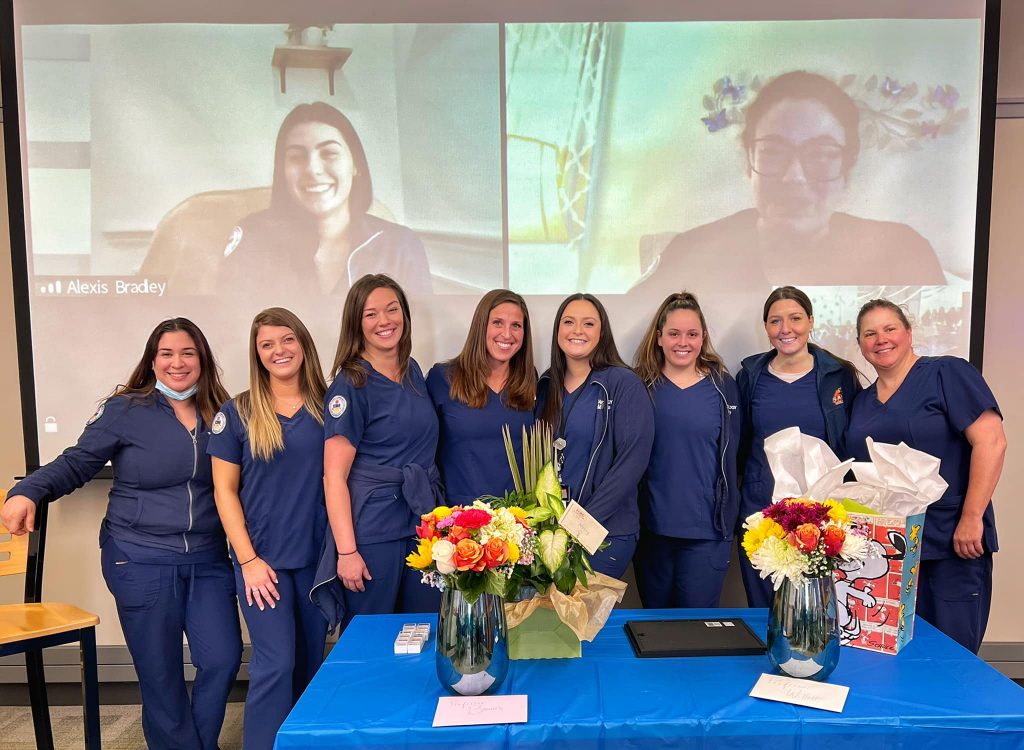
[44,417,58,433]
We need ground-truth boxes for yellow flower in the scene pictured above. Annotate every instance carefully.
[509,506,528,521]
[432,506,454,520]
[742,517,785,559]
[507,540,520,564]
[823,499,848,524]
[406,537,435,570]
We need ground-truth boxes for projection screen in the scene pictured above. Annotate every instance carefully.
[3,0,996,468]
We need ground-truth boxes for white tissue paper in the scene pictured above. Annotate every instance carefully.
[764,426,947,513]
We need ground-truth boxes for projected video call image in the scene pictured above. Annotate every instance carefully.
[13,6,988,463]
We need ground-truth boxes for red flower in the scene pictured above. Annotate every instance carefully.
[453,508,492,529]
[482,538,509,568]
[789,523,821,553]
[454,539,486,571]
[822,526,846,557]
[415,516,437,540]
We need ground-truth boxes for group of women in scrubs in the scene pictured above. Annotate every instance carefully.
[0,276,1005,748]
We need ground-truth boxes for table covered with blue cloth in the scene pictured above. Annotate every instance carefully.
[275,608,1024,749]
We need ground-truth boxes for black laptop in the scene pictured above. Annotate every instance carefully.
[624,618,767,658]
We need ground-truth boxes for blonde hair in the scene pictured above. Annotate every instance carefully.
[633,292,726,386]
[236,308,327,461]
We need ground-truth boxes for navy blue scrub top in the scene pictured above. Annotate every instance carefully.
[644,377,721,539]
[426,363,534,505]
[324,358,438,470]
[558,384,601,501]
[207,400,326,570]
[847,356,1001,560]
[745,369,827,490]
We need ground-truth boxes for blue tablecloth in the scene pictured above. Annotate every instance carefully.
[275,608,1024,749]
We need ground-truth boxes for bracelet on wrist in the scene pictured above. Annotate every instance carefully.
[239,555,258,566]
[338,549,359,557]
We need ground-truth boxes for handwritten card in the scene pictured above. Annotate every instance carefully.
[432,695,528,727]
[749,673,849,713]
[559,501,608,554]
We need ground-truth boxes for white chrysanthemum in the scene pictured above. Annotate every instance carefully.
[478,506,527,549]
[840,530,869,562]
[751,535,810,589]
[743,511,766,531]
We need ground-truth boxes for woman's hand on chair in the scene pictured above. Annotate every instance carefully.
[1,495,36,535]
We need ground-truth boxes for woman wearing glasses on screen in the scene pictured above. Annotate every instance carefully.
[632,292,741,608]
[311,274,441,632]
[634,70,944,294]
[221,102,431,300]
[426,289,537,505]
[537,294,654,579]
[2,319,241,750]
[846,299,1005,654]
[207,308,329,750]
[736,287,861,608]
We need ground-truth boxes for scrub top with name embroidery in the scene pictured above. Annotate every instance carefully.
[324,359,439,470]
[847,356,1001,560]
[742,368,826,513]
[207,399,326,570]
[643,377,721,539]
[426,363,534,505]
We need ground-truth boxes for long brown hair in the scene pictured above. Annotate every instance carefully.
[236,308,327,460]
[540,293,627,426]
[330,274,412,387]
[634,292,726,386]
[448,289,535,410]
[763,286,861,381]
[115,318,228,427]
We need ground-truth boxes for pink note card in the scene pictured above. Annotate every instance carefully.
[432,695,528,727]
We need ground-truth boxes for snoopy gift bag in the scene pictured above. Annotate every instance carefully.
[837,510,925,654]
[764,427,946,656]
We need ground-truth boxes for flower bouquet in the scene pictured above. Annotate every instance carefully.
[743,497,868,681]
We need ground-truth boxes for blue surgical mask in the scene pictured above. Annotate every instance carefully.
[155,379,199,401]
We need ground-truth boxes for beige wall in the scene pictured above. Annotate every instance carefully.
[1,4,1023,651]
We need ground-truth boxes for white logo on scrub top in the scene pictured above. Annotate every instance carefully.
[212,411,227,434]
[223,226,243,258]
[329,395,347,419]
[86,402,105,425]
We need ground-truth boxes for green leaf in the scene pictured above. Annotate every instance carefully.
[538,528,569,576]
[484,571,509,598]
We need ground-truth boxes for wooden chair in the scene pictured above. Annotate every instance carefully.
[0,503,101,749]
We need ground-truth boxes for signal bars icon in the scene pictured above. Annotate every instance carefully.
[38,280,63,294]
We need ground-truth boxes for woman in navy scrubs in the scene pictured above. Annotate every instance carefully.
[2,319,241,750]
[737,286,861,607]
[847,299,1006,654]
[314,274,441,631]
[427,289,536,504]
[633,292,741,607]
[538,294,654,579]
[208,307,328,750]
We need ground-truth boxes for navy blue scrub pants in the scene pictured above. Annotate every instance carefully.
[636,535,732,608]
[235,563,328,750]
[916,553,993,654]
[101,541,242,750]
[589,533,638,580]
[340,539,442,631]
[738,547,775,608]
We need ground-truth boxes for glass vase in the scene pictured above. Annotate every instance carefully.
[767,574,840,681]
[435,588,509,695]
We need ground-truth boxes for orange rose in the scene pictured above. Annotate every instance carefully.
[454,538,486,571]
[822,525,846,557]
[482,538,509,568]
[448,526,471,544]
[789,523,821,553]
